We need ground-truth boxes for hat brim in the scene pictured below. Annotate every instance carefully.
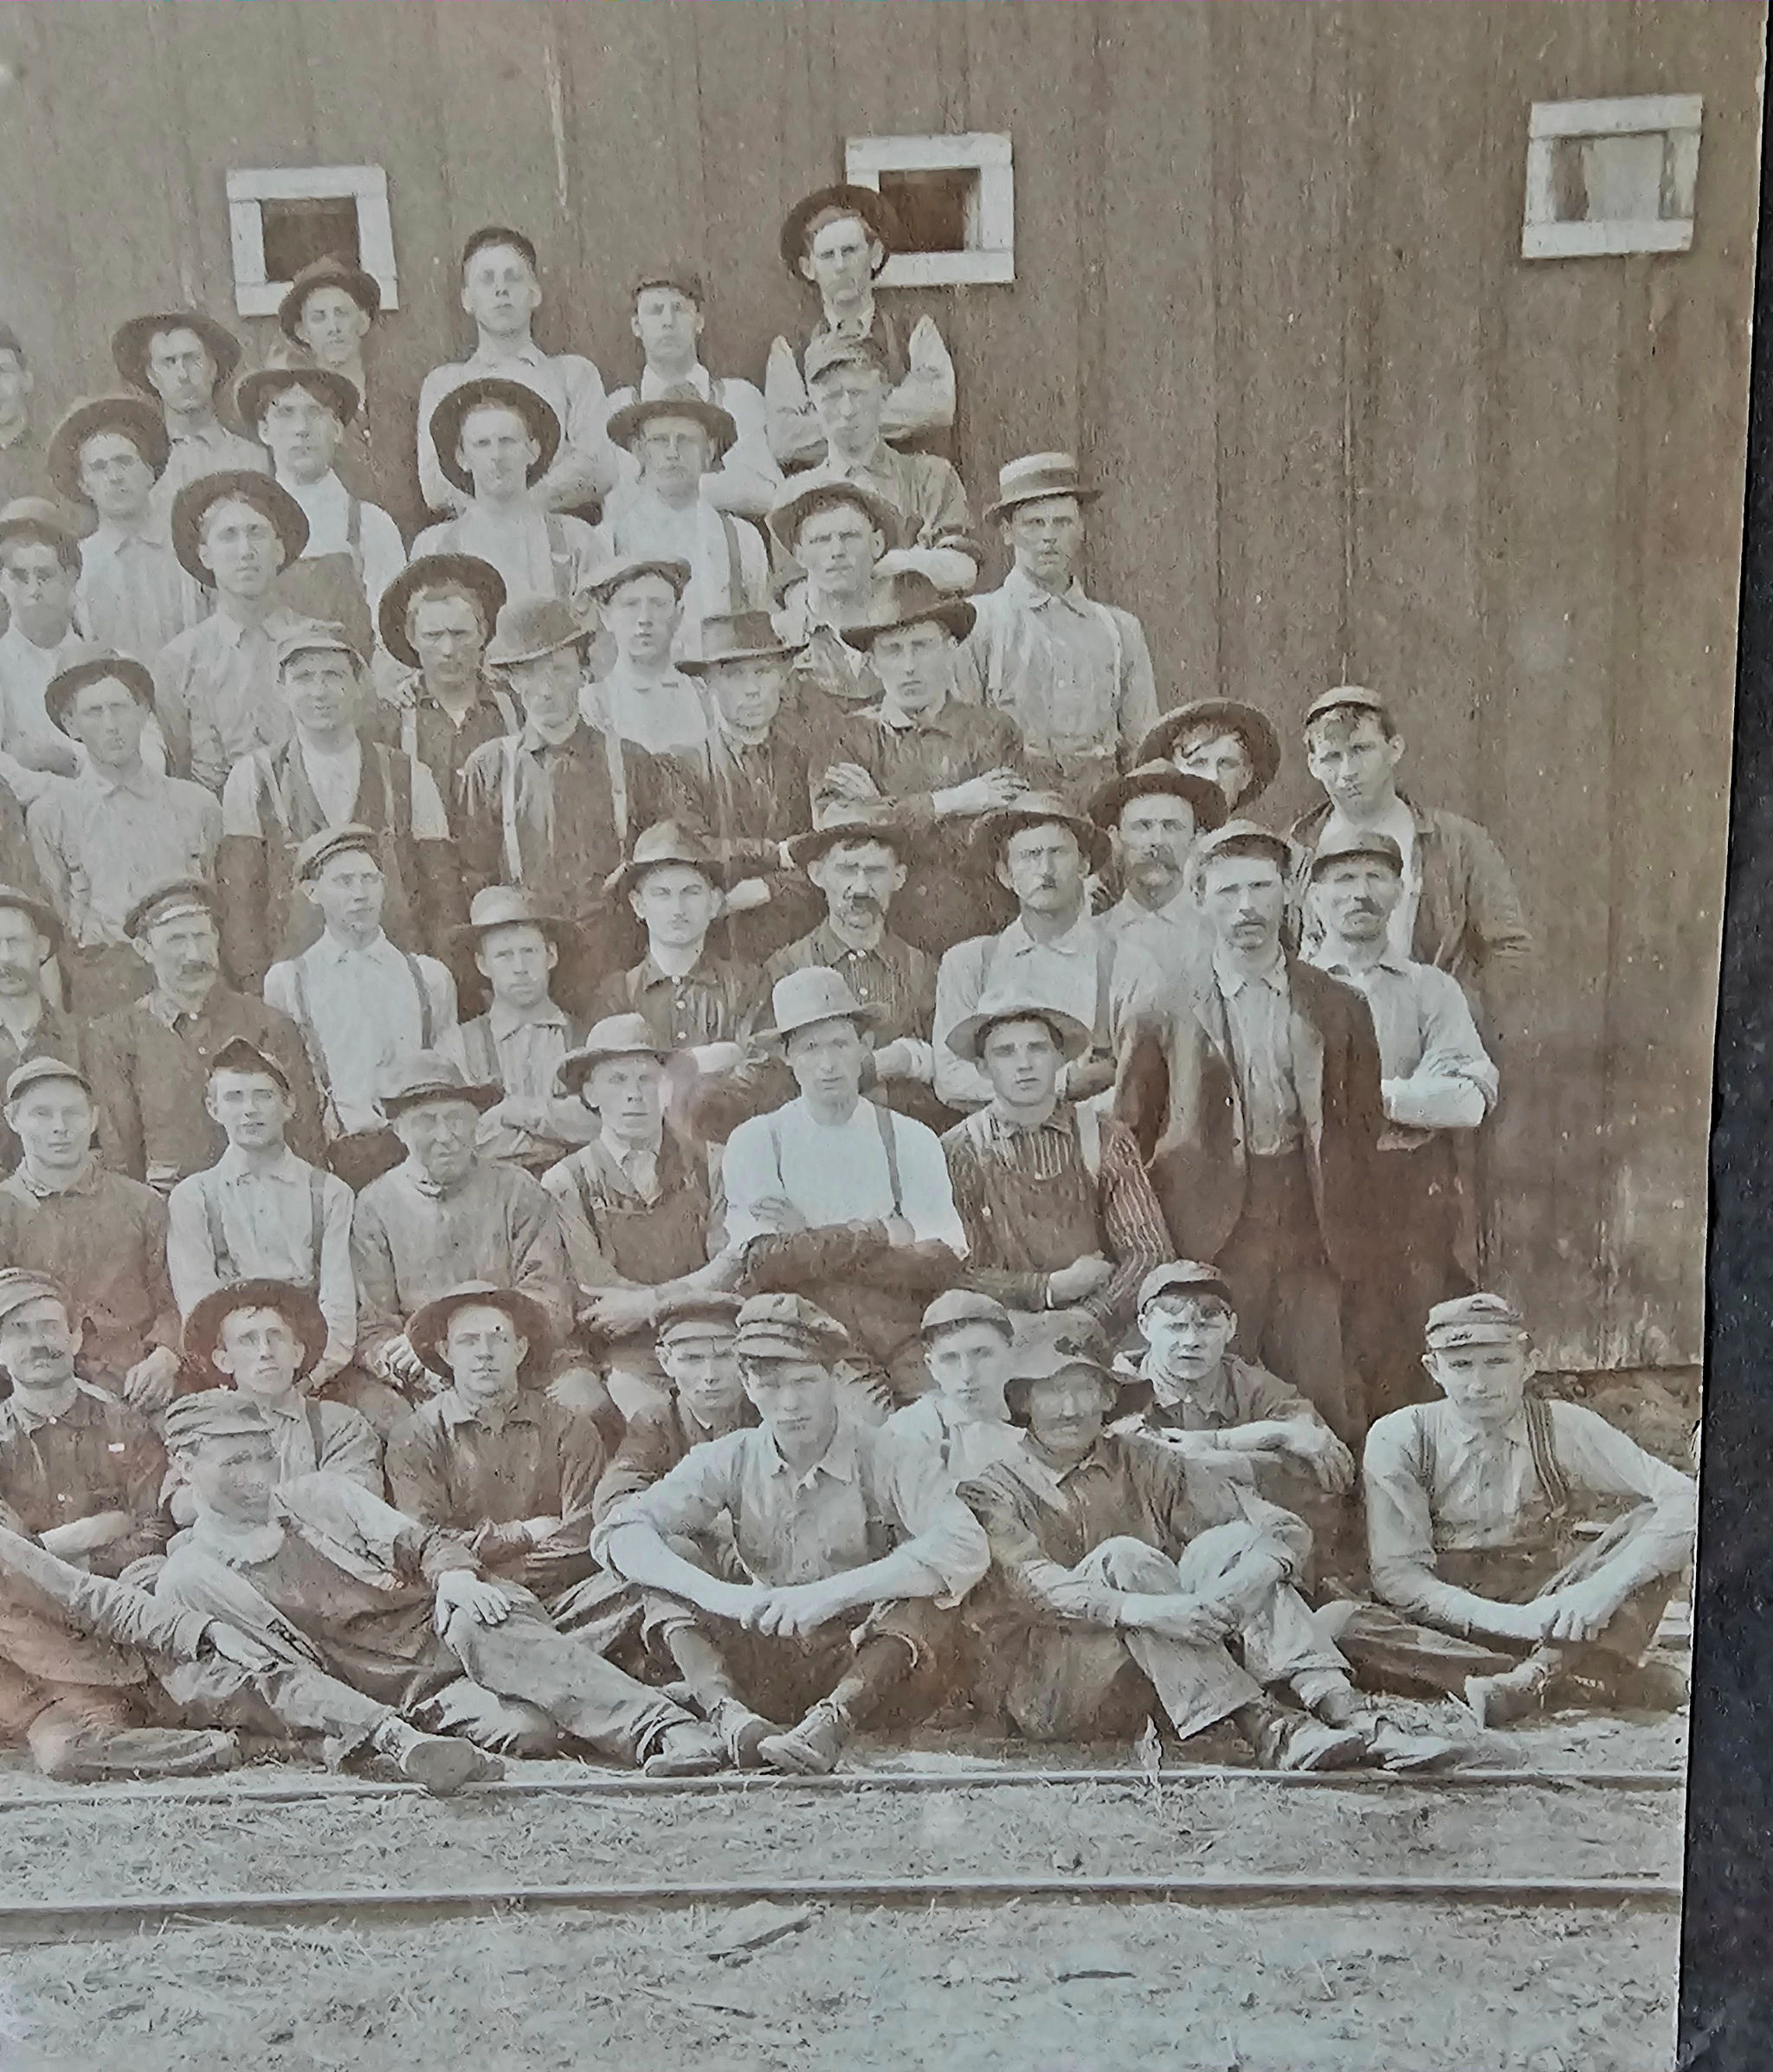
[447,907,583,958]
[45,655,156,736]
[969,804,1112,878]
[0,888,63,954]
[278,266,383,341]
[586,558,695,608]
[112,313,242,396]
[47,397,171,501]
[983,482,1102,523]
[603,849,732,900]
[428,379,563,494]
[766,481,906,559]
[171,473,309,585]
[380,1080,503,1118]
[182,1279,329,1383]
[783,817,913,870]
[1003,1359,1130,1428]
[406,1286,554,1381]
[605,398,737,460]
[736,1329,848,1363]
[1088,765,1229,835]
[778,184,903,274]
[555,1044,674,1098]
[678,637,804,675]
[840,597,977,652]
[235,366,362,433]
[484,624,592,672]
[758,1000,889,1048]
[378,554,509,671]
[1136,701,1283,804]
[946,1004,1093,1066]
[1307,842,1406,882]
[0,513,79,566]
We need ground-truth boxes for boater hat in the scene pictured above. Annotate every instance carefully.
[604,394,738,462]
[983,451,1100,523]
[44,653,154,735]
[967,791,1112,878]
[604,820,732,901]
[47,395,170,500]
[111,310,243,395]
[677,610,803,676]
[765,470,906,558]
[377,553,507,670]
[760,965,886,1046]
[783,798,915,873]
[585,556,694,607]
[277,254,384,342]
[1087,760,1228,836]
[554,1015,674,1099]
[0,883,63,956]
[170,472,308,584]
[123,877,217,940]
[429,378,562,493]
[1135,700,1283,805]
[839,568,976,651]
[733,1293,851,1362]
[182,1278,329,1386]
[1307,829,1405,880]
[448,884,582,959]
[484,593,590,671]
[376,1051,501,1119]
[945,996,1092,1067]
[778,184,903,274]
[235,364,362,432]
[406,1282,553,1382]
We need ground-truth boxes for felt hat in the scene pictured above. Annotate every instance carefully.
[838,568,976,651]
[604,820,731,902]
[111,309,243,395]
[0,497,79,569]
[377,553,507,671]
[1424,1292,1528,1350]
[778,184,903,273]
[1138,1260,1235,1316]
[765,470,906,558]
[162,1390,282,1459]
[783,798,914,873]
[181,1279,329,1385]
[483,592,590,672]
[945,996,1092,1067]
[44,653,154,735]
[676,610,803,676]
[276,254,383,342]
[604,393,737,462]
[428,377,562,494]
[554,1015,674,1099]
[585,555,694,606]
[760,965,885,1046]
[235,363,362,433]
[3,1055,90,1106]
[631,262,705,306]
[293,823,381,883]
[376,1050,501,1119]
[170,471,308,584]
[1307,829,1405,879]
[967,791,1112,878]
[983,451,1100,523]
[1190,818,1299,884]
[733,1292,851,1363]
[1134,700,1283,806]
[655,1292,745,1346]
[205,1036,292,1094]
[448,884,582,959]
[1002,1314,1127,1427]
[274,620,361,672]
[0,882,63,956]
[1304,683,1394,732]
[0,1268,69,1331]
[406,1281,553,1383]
[919,1289,1015,1343]
[123,877,217,940]
[1087,760,1228,837]
[47,394,171,500]
[801,331,893,386]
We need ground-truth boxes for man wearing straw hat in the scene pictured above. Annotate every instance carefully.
[371,552,514,802]
[109,307,267,526]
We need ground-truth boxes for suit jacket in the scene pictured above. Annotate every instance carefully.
[1116,952,1385,1280]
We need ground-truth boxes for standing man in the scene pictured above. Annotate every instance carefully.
[416,228,616,519]
[1089,761,1227,985]
[581,558,706,756]
[963,454,1160,801]
[110,310,267,524]
[765,185,955,470]
[766,476,898,733]
[273,254,413,531]
[0,499,93,808]
[49,395,206,665]
[372,554,514,801]
[0,885,75,1174]
[85,878,323,1190]
[1136,699,1282,823]
[30,655,220,1015]
[0,326,41,500]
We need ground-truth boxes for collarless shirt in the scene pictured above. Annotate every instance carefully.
[28,759,220,946]
[1212,950,1303,1158]
[719,1095,966,1253]
[75,519,208,663]
[962,566,1159,764]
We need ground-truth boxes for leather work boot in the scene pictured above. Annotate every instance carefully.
[1361,1717,1466,1772]
[642,1720,726,1777]
[1603,1658,1691,1713]
[758,1697,853,1775]
[706,1695,778,1768]
[1464,1656,1554,1729]
[1254,1713,1367,1772]
[371,1718,491,1797]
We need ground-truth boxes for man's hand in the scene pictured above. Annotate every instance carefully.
[721,877,773,915]
[376,1335,431,1397]
[20,735,81,779]
[434,1570,521,1629]
[199,1621,278,1673]
[869,1037,920,1082]
[122,1346,183,1413]
[1119,1592,1237,1645]
[881,1215,917,1249]
[750,1194,809,1236]
[1060,1055,1117,1103]
[745,1578,857,1638]
[693,1040,747,1078]
[1534,1578,1627,1645]
[39,1511,132,1559]
[468,1520,535,1565]
[819,762,880,806]
[487,1094,549,1136]
[932,769,1027,818]
[1291,1424,1357,1494]
[1046,1255,1115,1307]
[579,1288,657,1339]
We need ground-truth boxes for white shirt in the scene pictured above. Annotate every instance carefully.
[277,469,407,620]
[74,520,208,663]
[221,735,450,842]
[883,1394,1025,1490]
[720,1095,967,1255]
[589,491,770,661]
[412,504,599,621]
[0,624,97,806]
[1103,884,1207,989]
[605,362,782,518]
[582,658,710,757]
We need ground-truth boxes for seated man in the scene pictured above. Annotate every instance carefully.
[957,1323,1446,1771]
[591,1294,757,1520]
[0,1268,239,1779]
[717,967,965,1403]
[941,997,1172,1345]
[580,556,706,753]
[884,1290,1026,1488]
[594,1293,988,1772]
[0,1057,181,1411]
[1089,762,1227,986]
[1137,699,1283,823]
[154,1391,724,1782]
[1347,1294,1697,1727]
[444,886,596,1178]
[373,554,515,800]
[0,883,75,1174]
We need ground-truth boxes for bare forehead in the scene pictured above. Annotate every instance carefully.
[148,326,211,358]
[218,1305,295,1338]
[459,402,532,438]
[200,497,276,536]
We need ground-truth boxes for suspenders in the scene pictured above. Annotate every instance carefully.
[202,1166,328,1285]
[1092,933,1117,1043]
[545,512,575,601]
[461,1017,500,1086]
[959,1102,1103,1182]
[983,593,1127,752]
[766,1103,905,1221]
[289,951,435,1127]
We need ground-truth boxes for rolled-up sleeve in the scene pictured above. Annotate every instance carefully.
[590,1430,747,1572]
[1363,1408,1488,1627]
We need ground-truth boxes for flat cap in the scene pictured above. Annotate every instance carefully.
[802,331,892,386]
[206,1036,291,1093]
[1190,819,1299,881]
[632,262,706,305]
[1308,829,1405,878]
[162,1390,280,1458]
[919,1290,1015,1342]
[124,877,217,940]
[1424,1292,1528,1349]
[0,1268,69,1329]
[1138,1261,1235,1314]
[293,823,381,883]
[275,620,360,672]
[3,1055,89,1105]
[1304,683,1392,729]
[655,1292,745,1345]
[733,1294,850,1363]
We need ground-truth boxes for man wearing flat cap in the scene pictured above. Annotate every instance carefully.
[0,497,98,809]
[578,557,708,753]
[590,1294,758,1522]
[596,1290,987,1772]
[961,453,1161,804]
[1091,762,1228,987]
[882,1290,1025,1490]
[1347,1293,1696,1728]
[1137,699,1282,823]
[371,553,516,801]
[765,184,956,472]
[85,876,323,1191]
[0,884,74,1174]
[110,309,268,527]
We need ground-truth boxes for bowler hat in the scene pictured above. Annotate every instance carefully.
[162,1390,280,1458]
[604,820,731,902]
[124,877,217,940]
[206,1036,292,1094]
[765,471,905,559]
[277,254,383,342]
[919,1290,1015,1343]
[448,885,582,959]
[429,378,561,494]
[170,472,308,584]
[378,554,507,670]
[293,823,381,883]
[760,965,885,1046]
[554,1015,673,1099]
[44,653,154,735]
[377,1051,501,1119]
[1088,761,1228,837]
[983,451,1100,524]
[1307,829,1405,880]
[275,620,361,672]
[484,592,590,672]
[406,1281,553,1382]
[1304,684,1393,732]
[945,996,1092,1067]
[47,395,170,500]
[655,1292,745,1345]
[1135,700,1283,806]
[1190,819,1299,885]
[235,364,361,433]
[0,1268,69,1332]
[734,1292,851,1362]
[967,791,1112,878]
[677,610,803,676]
[3,1055,90,1106]
[182,1278,329,1385]
[1424,1292,1528,1350]
[586,555,693,607]
[0,497,79,570]
[604,394,737,462]
[839,568,975,651]
[0,882,62,956]
[111,309,243,396]
[784,798,914,873]
[1138,1261,1235,1316]
[778,184,902,274]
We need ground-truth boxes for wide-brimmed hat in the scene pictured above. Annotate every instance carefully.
[429,378,562,493]
[1190,819,1299,884]
[765,469,905,558]
[1138,1260,1235,1316]
[406,1281,553,1382]
[677,610,803,676]
[1088,760,1229,836]
[1135,700,1283,806]
[170,472,308,584]
[983,451,1100,523]
[0,883,63,956]
[968,791,1112,878]
[3,1055,90,1106]
[554,1014,674,1098]
[293,823,381,883]
[945,996,1092,1066]
[448,884,582,959]
[47,395,170,500]
[275,620,361,673]
[0,497,79,569]
[377,1050,501,1118]
[484,592,590,672]
[378,554,508,670]
[605,393,737,462]
[784,798,914,873]
[778,184,902,274]
[1424,1292,1528,1351]
[277,254,383,342]
[1002,1314,1128,1427]
[604,820,731,901]
[111,309,242,395]
[586,555,693,607]
[44,653,154,735]
[839,568,976,651]
[734,1292,851,1362]
[919,1289,1015,1343]
[235,364,361,433]
[182,1278,328,1385]
[760,965,885,1046]
[1307,829,1405,880]
[123,877,217,940]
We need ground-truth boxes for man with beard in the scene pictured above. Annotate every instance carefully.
[1090,762,1228,985]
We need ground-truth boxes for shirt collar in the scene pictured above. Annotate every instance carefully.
[215,1144,306,1186]
[84,759,158,800]
[640,362,712,402]
[313,930,396,967]
[521,719,591,755]
[1315,944,1411,980]
[874,694,957,736]
[635,952,709,992]
[1214,947,1287,997]
[1144,1355,1236,1419]
[1002,912,1095,961]
[818,294,878,343]
[467,339,545,371]
[1003,565,1089,612]
[90,517,171,553]
[761,1417,859,1488]
[189,1510,287,1565]
[11,1155,102,1201]
[487,997,569,1040]
[149,983,221,1030]
[1,1377,111,1436]
[436,1386,543,1431]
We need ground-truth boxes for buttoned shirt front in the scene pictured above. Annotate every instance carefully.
[147,418,269,527]
[374,672,517,801]
[1305,947,1499,1146]
[582,657,710,757]
[29,760,220,947]
[1308,797,1422,962]
[962,568,1160,765]
[766,923,935,1049]
[75,520,208,663]
[386,1386,604,1548]
[720,1096,966,1253]
[1213,950,1303,1159]
[220,734,449,844]
[278,469,407,619]
[0,1159,178,1377]
[416,339,616,517]
[152,606,304,795]
[590,952,765,1050]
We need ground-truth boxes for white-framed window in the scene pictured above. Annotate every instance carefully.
[225,165,398,317]
[1522,96,1702,259]
[844,133,1015,287]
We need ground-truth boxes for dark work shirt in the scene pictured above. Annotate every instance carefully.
[0,1381,170,1573]
[386,1387,606,1560]
[0,1159,178,1374]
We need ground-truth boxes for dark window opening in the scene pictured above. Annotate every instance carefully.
[877,168,976,255]
[261,197,362,282]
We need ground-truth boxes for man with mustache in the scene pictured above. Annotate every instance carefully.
[1090,761,1228,985]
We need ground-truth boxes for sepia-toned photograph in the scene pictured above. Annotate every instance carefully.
[0,3,1757,2066]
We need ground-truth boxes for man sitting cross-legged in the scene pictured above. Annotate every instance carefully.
[594,1294,989,1774]
[882,1291,1027,1490]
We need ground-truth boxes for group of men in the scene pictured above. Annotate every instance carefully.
[0,183,1693,1790]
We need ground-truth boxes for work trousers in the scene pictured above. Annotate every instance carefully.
[1351,1140,1472,1425]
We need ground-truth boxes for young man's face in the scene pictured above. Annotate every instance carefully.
[196,500,283,600]
[187,1432,279,1525]
[630,862,719,952]
[0,347,32,424]
[1306,712,1404,817]
[63,678,147,769]
[706,657,783,736]
[660,1328,745,1427]
[740,1354,838,1448]
[204,1068,290,1152]
[0,1295,78,1395]
[924,1323,1014,1423]
[0,540,75,642]
[506,649,583,735]
[391,1098,480,1186]
[212,1307,304,1403]
[1142,1295,1236,1385]
[78,430,156,524]
[0,907,49,999]
[793,503,881,595]
[145,327,217,414]
[809,365,887,458]
[409,592,487,688]
[632,286,702,366]
[979,1017,1064,1112]
[634,416,712,500]
[1118,794,1197,899]
[602,573,681,667]
[474,921,557,1011]
[259,385,342,482]
[141,911,221,994]
[461,244,542,338]
[784,1015,868,1106]
[6,1081,93,1169]
[444,1303,527,1404]
[583,1054,665,1141]
[1175,726,1255,811]
[1196,855,1286,959]
[808,839,905,933]
[1426,1337,1531,1430]
[282,649,358,736]
[1000,824,1086,918]
[800,213,880,309]
[869,620,954,714]
[296,286,371,367]
[1005,496,1084,589]
[458,404,539,501]
[1312,856,1402,946]
[1021,1367,1112,1458]
[305,851,385,939]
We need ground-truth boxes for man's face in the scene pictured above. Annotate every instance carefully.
[1022,1367,1112,1457]
[1196,855,1285,959]
[145,327,217,414]
[809,365,887,457]
[212,1307,304,1403]
[392,1098,480,1187]
[0,541,75,642]
[869,620,953,714]
[196,500,282,599]
[283,649,358,735]
[295,286,371,367]
[1175,727,1255,812]
[632,286,703,365]
[0,907,48,999]
[78,430,156,525]
[583,1055,665,1140]
[800,213,880,308]
[602,573,681,666]
[1119,794,1197,899]
[410,593,487,688]
[461,243,542,338]
[0,348,31,424]
[1005,496,1084,588]
[794,503,881,593]
[634,416,712,500]
[1312,856,1402,946]
[0,1295,78,1395]
[924,1323,1014,1423]
[784,1015,867,1105]
[741,1354,837,1447]
[630,862,719,952]
[141,910,221,993]
[506,648,583,734]
[6,1081,93,1168]
[1001,824,1086,917]
[1306,713,1404,817]
[475,922,557,1011]
[808,838,905,933]
[305,850,384,938]
[259,386,342,482]
[980,1017,1064,1111]
[706,658,783,735]
[187,1432,279,1526]
[458,404,539,500]
[62,678,146,768]
[1427,1337,1531,1430]
[1142,1296,1236,1385]
[444,1303,526,1404]
[204,1068,289,1152]
[660,1328,744,1427]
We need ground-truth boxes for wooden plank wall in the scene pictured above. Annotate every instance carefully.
[0,0,1757,1367]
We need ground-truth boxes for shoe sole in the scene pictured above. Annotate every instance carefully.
[401,1740,486,1798]
[757,1734,839,1777]
[643,1741,725,1778]
[1284,1727,1368,1772]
